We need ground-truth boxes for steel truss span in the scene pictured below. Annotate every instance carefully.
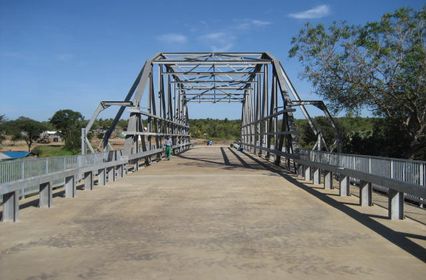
[81,52,340,161]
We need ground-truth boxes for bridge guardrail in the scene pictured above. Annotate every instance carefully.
[298,149,426,205]
[0,143,191,222]
[241,142,425,220]
[299,149,426,186]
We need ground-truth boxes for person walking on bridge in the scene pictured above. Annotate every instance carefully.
[165,136,173,160]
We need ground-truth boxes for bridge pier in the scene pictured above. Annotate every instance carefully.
[324,171,333,189]
[339,175,350,196]
[65,175,76,198]
[98,169,106,186]
[313,168,321,184]
[359,181,372,207]
[388,189,404,220]
[2,191,19,222]
[39,182,52,208]
[84,171,93,190]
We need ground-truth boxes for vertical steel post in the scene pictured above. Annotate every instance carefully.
[84,171,93,190]
[2,191,19,222]
[305,166,311,182]
[339,175,350,196]
[324,171,333,189]
[313,168,321,184]
[388,189,404,220]
[98,169,106,186]
[39,182,52,208]
[359,180,372,207]
[65,175,76,198]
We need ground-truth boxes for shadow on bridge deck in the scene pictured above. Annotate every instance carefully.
[0,146,425,280]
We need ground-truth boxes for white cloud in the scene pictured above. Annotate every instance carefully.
[289,4,330,19]
[198,32,235,52]
[236,19,271,30]
[250,19,271,27]
[157,33,187,44]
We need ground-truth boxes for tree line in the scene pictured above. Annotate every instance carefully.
[1,112,424,160]
[189,118,241,140]
[0,110,86,153]
[289,6,425,159]
[296,116,425,160]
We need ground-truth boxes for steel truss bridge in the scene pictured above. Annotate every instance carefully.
[81,52,339,158]
[0,52,425,224]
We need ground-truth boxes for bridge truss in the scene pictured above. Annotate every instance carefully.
[82,52,340,165]
[3,53,425,223]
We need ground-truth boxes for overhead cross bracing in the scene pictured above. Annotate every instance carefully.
[153,52,268,104]
[81,52,341,162]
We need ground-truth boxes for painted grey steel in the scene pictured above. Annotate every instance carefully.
[305,166,311,182]
[388,190,404,220]
[339,175,350,196]
[65,175,76,198]
[313,168,320,184]
[1,143,190,222]
[239,143,425,219]
[3,52,421,223]
[360,181,372,207]
[2,191,18,222]
[324,172,333,189]
[82,52,336,163]
[298,149,426,202]
[39,182,52,208]
[84,172,93,191]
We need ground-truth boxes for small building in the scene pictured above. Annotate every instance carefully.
[39,131,62,143]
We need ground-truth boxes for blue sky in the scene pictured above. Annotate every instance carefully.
[0,0,424,121]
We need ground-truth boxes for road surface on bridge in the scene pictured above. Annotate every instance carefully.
[0,146,425,279]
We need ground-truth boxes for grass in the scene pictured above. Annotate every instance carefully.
[33,145,78,157]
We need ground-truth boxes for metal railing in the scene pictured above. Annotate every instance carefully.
[299,149,426,186]
[298,149,426,205]
[0,150,123,201]
[241,142,426,206]
[0,151,117,184]
[0,143,192,222]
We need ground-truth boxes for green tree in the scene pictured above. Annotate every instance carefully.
[11,117,46,151]
[50,109,85,151]
[289,7,426,159]
[189,119,241,140]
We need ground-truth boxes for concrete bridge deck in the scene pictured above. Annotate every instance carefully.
[0,146,425,280]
